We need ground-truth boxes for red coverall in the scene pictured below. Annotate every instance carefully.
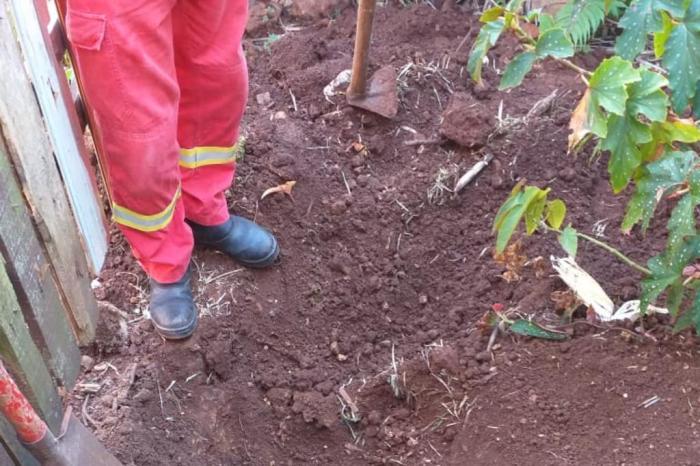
[65,0,248,283]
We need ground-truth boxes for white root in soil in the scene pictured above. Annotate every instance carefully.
[453,153,494,194]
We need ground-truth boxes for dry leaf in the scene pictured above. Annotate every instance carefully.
[550,290,579,313]
[347,141,369,156]
[553,256,669,322]
[568,89,592,151]
[261,180,296,200]
[551,256,614,319]
[494,240,527,283]
[351,142,365,152]
[529,256,547,278]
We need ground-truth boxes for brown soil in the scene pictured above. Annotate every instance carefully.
[71,3,700,466]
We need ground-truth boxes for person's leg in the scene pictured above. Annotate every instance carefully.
[172,0,280,267]
[172,0,247,224]
[65,0,197,338]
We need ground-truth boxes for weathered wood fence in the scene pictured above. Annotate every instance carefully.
[0,0,108,463]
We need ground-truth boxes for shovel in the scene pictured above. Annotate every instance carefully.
[346,0,398,119]
[0,360,122,466]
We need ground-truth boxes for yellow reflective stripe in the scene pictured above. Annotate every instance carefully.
[112,185,181,232]
[179,144,239,169]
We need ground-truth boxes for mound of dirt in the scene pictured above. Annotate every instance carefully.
[440,92,493,148]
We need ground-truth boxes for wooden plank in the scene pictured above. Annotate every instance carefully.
[7,0,108,274]
[0,140,81,391]
[0,256,63,433]
[38,4,89,132]
[47,18,65,62]
[0,0,101,344]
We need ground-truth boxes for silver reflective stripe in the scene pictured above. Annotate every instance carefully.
[179,145,238,169]
[112,185,181,232]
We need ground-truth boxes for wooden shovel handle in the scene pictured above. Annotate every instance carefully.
[347,0,377,98]
[0,360,47,443]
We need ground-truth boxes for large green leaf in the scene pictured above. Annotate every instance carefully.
[642,236,700,313]
[536,28,575,58]
[602,69,667,192]
[499,51,537,90]
[623,151,697,231]
[494,182,527,229]
[556,0,606,46]
[539,13,558,32]
[652,119,700,143]
[589,58,642,115]
[666,280,687,315]
[559,225,579,257]
[674,289,700,332]
[627,69,669,121]
[694,81,700,117]
[480,6,504,22]
[506,0,526,11]
[615,0,687,60]
[468,19,506,85]
[524,194,547,235]
[607,0,629,17]
[662,0,700,113]
[654,11,674,58]
[668,194,698,251]
[493,186,548,253]
[546,199,567,229]
[603,114,652,192]
[585,58,641,138]
[690,168,700,196]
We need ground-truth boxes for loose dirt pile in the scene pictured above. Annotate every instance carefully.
[71,3,700,465]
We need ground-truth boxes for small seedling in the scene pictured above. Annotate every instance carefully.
[250,33,283,53]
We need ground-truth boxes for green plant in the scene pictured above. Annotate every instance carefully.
[555,0,606,46]
[250,33,283,52]
[480,303,569,340]
[469,0,700,333]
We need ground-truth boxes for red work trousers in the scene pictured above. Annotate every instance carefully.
[65,0,248,283]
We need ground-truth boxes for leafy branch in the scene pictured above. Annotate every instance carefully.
[492,183,651,275]
[469,0,700,333]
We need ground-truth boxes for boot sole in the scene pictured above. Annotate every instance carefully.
[153,312,198,340]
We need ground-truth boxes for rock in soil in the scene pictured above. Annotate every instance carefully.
[290,0,347,18]
[439,92,493,148]
[81,355,95,372]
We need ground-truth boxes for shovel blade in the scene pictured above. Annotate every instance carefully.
[26,415,122,466]
[347,66,398,119]
[53,416,122,466]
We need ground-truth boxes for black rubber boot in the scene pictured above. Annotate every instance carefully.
[188,216,280,268]
[149,267,197,340]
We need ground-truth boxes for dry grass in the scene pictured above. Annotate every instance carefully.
[427,163,459,205]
